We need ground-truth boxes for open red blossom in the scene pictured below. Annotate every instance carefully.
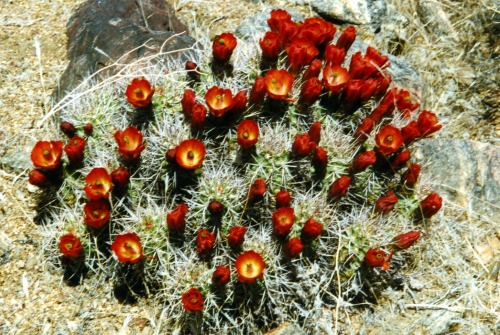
[301,218,323,241]
[264,69,294,101]
[401,121,421,145]
[64,136,85,165]
[365,46,389,69]
[275,190,291,208]
[182,288,204,312]
[260,31,281,60]
[353,117,374,142]
[191,103,207,130]
[302,59,323,81]
[369,87,398,122]
[212,265,231,286]
[60,121,76,138]
[250,77,266,104]
[295,17,336,47]
[59,234,84,258]
[28,169,49,187]
[125,77,154,108]
[181,89,197,118]
[83,200,110,229]
[324,44,346,66]
[205,86,235,118]
[349,52,378,80]
[286,39,319,73]
[196,228,216,254]
[328,175,351,201]
[312,146,328,172]
[420,193,442,218]
[167,204,189,234]
[111,233,144,264]
[375,125,404,156]
[267,9,292,32]
[336,26,356,52]
[322,65,349,94]
[111,166,130,189]
[299,77,322,105]
[237,120,259,149]
[228,225,247,248]
[248,178,266,202]
[175,139,206,170]
[284,237,304,258]
[84,167,112,200]
[396,89,419,117]
[31,141,64,171]
[390,149,411,170]
[364,247,391,270]
[212,33,237,63]
[351,150,377,173]
[114,126,145,161]
[272,207,295,237]
[417,110,442,137]
[390,231,421,251]
[375,190,399,213]
[401,163,421,188]
[235,250,266,284]
[292,133,317,158]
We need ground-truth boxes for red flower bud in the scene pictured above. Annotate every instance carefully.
[295,17,335,47]
[84,167,112,200]
[286,39,319,73]
[264,69,294,101]
[60,121,76,138]
[267,9,292,32]
[59,233,84,258]
[272,207,295,237]
[401,121,421,145]
[114,126,146,161]
[328,175,351,201]
[83,123,93,136]
[353,117,374,142]
[207,200,224,216]
[375,190,399,213]
[83,200,110,229]
[324,44,346,66]
[375,125,404,156]
[228,225,247,248]
[28,169,49,187]
[260,31,281,60]
[165,148,177,163]
[302,59,323,81]
[181,287,204,312]
[212,33,237,63]
[351,150,377,173]
[336,26,356,52]
[419,193,442,218]
[185,61,199,81]
[390,149,411,170]
[365,46,389,69]
[167,204,189,234]
[181,89,197,118]
[301,218,323,241]
[275,190,291,208]
[31,140,64,171]
[312,146,328,172]
[364,247,390,270]
[342,80,364,106]
[417,110,442,137]
[175,139,206,170]
[369,87,398,122]
[191,103,207,131]
[322,65,349,94]
[125,77,154,108]
[250,77,266,105]
[349,51,377,80]
[237,119,259,149]
[111,166,130,189]
[64,136,85,165]
[196,228,215,254]
[401,163,421,188]
[284,237,304,258]
[391,231,421,250]
[248,178,266,202]
[292,133,317,158]
[212,265,231,286]
[277,20,298,48]
[373,73,392,98]
[299,77,322,105]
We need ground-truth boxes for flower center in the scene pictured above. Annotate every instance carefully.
[93,210,99,217]
[218,39,225,45]
[65,243,73,250]
[124,136,129,143]
[386,135,393,142]
[242,131,249,139]
[188,151,195,159]
[376,253,383,259]
[246,263,254,275]
[332,71,339,77]
[43,149,50,156]
[96,181,102,186]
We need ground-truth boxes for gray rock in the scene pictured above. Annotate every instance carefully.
[311,0,387,31]
[414,139,500,220]
[264,323,306,335]
[417,0,459,41]
[53,0,196,100]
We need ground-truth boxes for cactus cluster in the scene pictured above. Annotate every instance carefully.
[30,9,443,334]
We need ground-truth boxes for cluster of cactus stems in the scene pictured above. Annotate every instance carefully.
[30,9,444,334]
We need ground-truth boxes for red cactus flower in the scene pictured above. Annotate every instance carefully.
[267,9,292,32]
[302,59,323,81]
[351,150,377,173]
[286,39,319,72]
[322,65,349,94]
[401,163,421,188]
[272,207,295,237]
[373,73,392,98]
[353,117,374,142]
[228,225,247,248]
[419,193,442,218]
[328,175,351,201]
[299,77,322,105]
[167,203,189,234]
[84,167,112,200]
[114,126,145,161]
[375,125,404,156]
[324,44,346,66]
[365,46,389,69]
[165,148,177,164]
[369,87,398,122]
[277,19,298,48]
[301,218,323,241]
[207,200,224,216]
[312,146,328,172]
[212,265,231,286]
[31,140,64,171]
[349,51,378,80]
[83,123,93,136]
[205,86,235,118]
[64,136,85,165]
[248,178,266,202]
[181,89,197,118]
[292,133,317,158]
[390,149,411,170]
[375,190,399,213]
[364,247,390,270]
[295,17,335,47]
[182,287,204,312]
[60,121,76,138]
[235,250,266,284]
[125,77,155,108]
[237,119,259,149]
[396,89,419,117]
[175,139,206,170]
[59,234,84,258]
[111,232,144,264]
[250,77,266,104]
[358,79,379,102]
[264,69,294,101]
[231,90,248,118]
[83,200,111,229]
[28,169,49,187]
[260,31,281,60]
[212,32,237,63]
[308,121,321,144]
[284,237,304,258]
[196,228,216,254]
[417,110,442,137]
[401,121,421,145]
[191,103,207,130]
[111,166,130,189]
[342,80,364,106]
[390,231,421,251]
[275,190,291,208]
[336,26,356,52]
